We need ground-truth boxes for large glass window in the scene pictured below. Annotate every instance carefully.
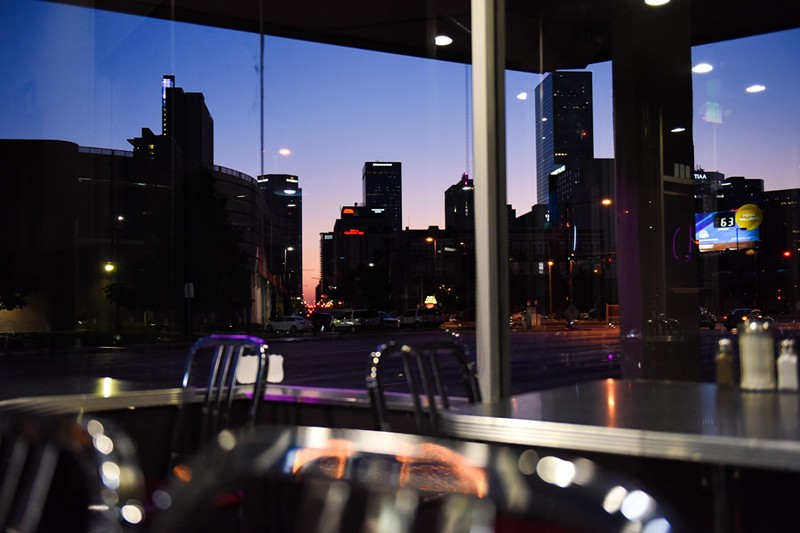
[1,0,798,397]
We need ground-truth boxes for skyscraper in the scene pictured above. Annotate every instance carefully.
[362,161,402,232]
[535,71,593,206]
[161,74,214,170]
[258,174,303,301]
[444,172,474,232]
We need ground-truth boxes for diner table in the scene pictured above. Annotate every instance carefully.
[438,378,800,472]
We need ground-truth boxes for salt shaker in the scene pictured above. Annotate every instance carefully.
[738,317,776,390]
[715,338,735,387]
[777,338,799,391]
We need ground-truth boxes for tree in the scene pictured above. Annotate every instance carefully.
[0,260,40,311]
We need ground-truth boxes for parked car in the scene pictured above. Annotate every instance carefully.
[722,308,773,331]
[699,307,716,329]
[264,315,313,334]
[330,309,382,332]
[379,311,400,329]
[308,311,334,332]
[400,308,444,328]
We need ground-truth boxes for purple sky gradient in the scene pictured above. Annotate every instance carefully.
[2,1,798,302]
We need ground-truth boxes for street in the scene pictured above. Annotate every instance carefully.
[3,322,798,394]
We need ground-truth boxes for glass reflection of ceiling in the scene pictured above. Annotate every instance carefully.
[50,0,800,73]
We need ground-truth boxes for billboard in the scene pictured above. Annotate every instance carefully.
[695,205,762,253]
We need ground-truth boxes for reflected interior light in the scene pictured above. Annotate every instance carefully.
[121,504,144,524]
[88,504,110,512]
[283,189,297,194]
[670,127,686,133]
[746,84,766,93]
[98,377,117,398]
[278,148,291,156]
[536,456,576,488]
[516,92,528,100]
[93,434,114,455]
[691,63,713,74]
[644,0,670,5]
[434,35,453,46]
[602,485,629,514]
[518,449,539,476]
[101,461,122,489]
[621,490,656,521]
[643,517,672,533]
[291,439,355,479]
[172,463,192,483]
[396,442,487,497]
[87,419,105,437]
[152,489,173,510]
[217,429,237,451]
[571,458,596,486]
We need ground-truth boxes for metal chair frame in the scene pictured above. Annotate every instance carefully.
[0,414,145,533]
[176,334,271,456]
[367,335,481,435]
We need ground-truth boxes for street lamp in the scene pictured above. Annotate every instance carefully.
[426,236,438,297]
[547,260,554,318]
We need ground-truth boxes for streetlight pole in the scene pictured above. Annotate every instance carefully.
[283,246,294,290]
[426,236,437,303]
[547,260,554,318]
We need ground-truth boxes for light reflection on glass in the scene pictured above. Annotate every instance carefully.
[605,379,617,426]
[97,377,117,398]
[121,503,145,524]
[101,461,122,489]
[603,485,628,514]
[642,517,672,533]
[396,442,487,497]
[518,449,539,475]
[93,434,114,455]
[621,489,656,521]
[536,456,576,488]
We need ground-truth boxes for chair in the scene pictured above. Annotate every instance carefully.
[0,412,145,533]
[171,334,272,461]
[366,334,481,435]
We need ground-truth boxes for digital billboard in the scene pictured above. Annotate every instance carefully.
[695,205,762,253]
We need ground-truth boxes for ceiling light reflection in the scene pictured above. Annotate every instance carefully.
[645,0,670,6]
[691,63,713,74]
[746,84,766,93]
[435,35,453,46]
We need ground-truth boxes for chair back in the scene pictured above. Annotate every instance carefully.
[366,334,481,435]
[171,334,271,465]
[182,334,270,440]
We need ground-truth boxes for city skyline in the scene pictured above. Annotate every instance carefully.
[2,1,799,302]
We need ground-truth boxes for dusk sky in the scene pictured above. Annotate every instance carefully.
[2,1,799,302]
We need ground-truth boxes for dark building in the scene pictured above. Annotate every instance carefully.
[444,172,474,232]
[161,74,214,170]
[258,174,303,311]
[317,232,335,302]
[363,162,402,232]
[535,71,594,206]
[331,205,393,308]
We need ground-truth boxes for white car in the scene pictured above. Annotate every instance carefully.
[264,315,313,334]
